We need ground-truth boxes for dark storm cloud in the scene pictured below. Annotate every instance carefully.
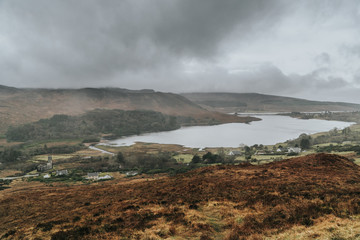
[150,0,283,58]
[175,64,352,103]
[0,0,359,103]
[0,0,283,88]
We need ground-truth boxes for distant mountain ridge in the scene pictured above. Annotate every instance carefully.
[182,92,360,113]
[0,85,254,134]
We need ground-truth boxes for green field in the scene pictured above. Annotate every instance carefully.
[173,154,193,163]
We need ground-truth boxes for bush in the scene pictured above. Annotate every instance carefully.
[51,226,91,240]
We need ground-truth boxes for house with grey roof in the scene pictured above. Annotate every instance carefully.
[56,170,68,176]
[87,172,99,180]
[228,150,242,156]
[288,147,302,153]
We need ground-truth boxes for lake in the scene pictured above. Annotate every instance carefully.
[104,115,354,148]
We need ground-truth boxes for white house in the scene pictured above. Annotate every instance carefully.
[87,172,99,180]
[228,150,242,156]
[43,174,50,179]
[98,175,112,180]
[125,171,138,177]
[56,170,68,176]
[288,147,302,153]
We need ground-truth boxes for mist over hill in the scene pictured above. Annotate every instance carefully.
[0,85,253,134]
[182,92,360,113]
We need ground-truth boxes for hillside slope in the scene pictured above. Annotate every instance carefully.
[5,109,181,142]
[0,86,255,133]
[182,92,360,113]
[1,153,360,239]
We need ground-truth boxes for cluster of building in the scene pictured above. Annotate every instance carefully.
[86,172,112,180]
[37,156,53,172]
[228,147,302,156]
[37,155,112,181]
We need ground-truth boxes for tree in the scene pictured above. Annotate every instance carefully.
[0,148,23,163]
[191,155,201,164]
[116,152,125,165]
[244,146,252,161]
[300,138,311,149]
[217,148,225,163]
[342,127,351,136]
[202,152,218,164]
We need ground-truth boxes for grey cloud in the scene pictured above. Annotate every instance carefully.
[173,64,348,97]
[343,45,360,58]
[0,0,284,88]
[354,69,360,83]
[315,53,331,67]
[150,0,283,58]
[0,0,360,104]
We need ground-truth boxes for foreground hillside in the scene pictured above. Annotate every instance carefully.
[1,153,360,239]
[182,92,360,113]
[0,85,253,133]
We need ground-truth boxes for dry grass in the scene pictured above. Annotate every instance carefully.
[1,153,360,239]
[33,154,74,161]
[173,154,193,163]
[97,142,198,156]
[265,215,360,240]
[0,169,22,178]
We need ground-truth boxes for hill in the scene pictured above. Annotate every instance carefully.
[1,153,360,239]
[5,109,180,142]
[182,92,360,113]
[0,86,255,134]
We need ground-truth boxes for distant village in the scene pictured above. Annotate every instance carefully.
[37,155,113,181]
[228,145,302,156]
[33,145,303,181]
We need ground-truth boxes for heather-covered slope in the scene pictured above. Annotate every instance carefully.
[1,153,360,239]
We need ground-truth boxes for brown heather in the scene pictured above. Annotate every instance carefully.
[1,153,360,239]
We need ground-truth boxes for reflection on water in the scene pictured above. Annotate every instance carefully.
[104,115,354,148]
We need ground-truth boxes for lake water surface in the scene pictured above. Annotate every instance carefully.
[104,115,354,148]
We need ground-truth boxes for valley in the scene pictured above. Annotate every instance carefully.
[0,86,254,135]
[1,86,360,239]
[2,2,359,239]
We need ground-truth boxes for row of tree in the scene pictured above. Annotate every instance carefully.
[0,144,85,164]
[6,109,180,142]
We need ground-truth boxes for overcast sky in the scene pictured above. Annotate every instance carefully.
[1,0,360,103]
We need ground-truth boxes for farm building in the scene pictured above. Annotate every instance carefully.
[98,175,112,180]
[87,172,99,180]
[228,150,242,156]
[56,170,68,176]
[288,147,302,153]
[37,156,53,172]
